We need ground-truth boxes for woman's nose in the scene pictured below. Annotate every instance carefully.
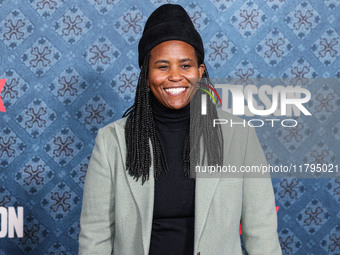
[168,67,183,81]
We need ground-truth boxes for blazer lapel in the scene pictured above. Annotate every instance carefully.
[194,177,219,252]
[125,165,154,255]
[116,122,154,255]
[194,117,236,253]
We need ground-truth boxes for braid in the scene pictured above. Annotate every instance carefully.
[123,53,168,184]
[183,68,224,177]
[124,53,224,183]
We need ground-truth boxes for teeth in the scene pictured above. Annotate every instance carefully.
[164,87,186,95]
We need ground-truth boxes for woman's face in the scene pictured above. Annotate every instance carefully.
[147,40,205,110]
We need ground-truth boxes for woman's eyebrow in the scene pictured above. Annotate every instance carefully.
[153,58,194,65]
[179,58,194,63]
[154,59,170,64]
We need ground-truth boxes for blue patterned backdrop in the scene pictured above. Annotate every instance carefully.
[0,0,339,254]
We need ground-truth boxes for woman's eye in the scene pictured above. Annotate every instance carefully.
[158,65,168,69]
[182,64,191,69]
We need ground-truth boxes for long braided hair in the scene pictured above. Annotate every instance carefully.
[123,50,224,184]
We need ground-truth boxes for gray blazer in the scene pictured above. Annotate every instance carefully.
[79,111,282,255]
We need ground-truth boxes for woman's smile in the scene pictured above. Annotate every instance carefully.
[163,87,188,96]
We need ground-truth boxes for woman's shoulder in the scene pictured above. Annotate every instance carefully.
[216,108,245,123]
[96,116,128,140]
[216,108,250,134]
[103,116,128,129]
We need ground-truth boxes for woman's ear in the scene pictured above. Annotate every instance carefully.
[198,64,205,79]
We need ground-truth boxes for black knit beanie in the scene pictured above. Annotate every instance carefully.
[138,4,204,67]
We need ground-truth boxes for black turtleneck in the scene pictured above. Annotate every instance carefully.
[149,93,195,255]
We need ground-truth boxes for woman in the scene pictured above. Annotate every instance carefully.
[79,4,281,255]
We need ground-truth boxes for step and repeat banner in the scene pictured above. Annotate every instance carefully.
[0,0,339,254]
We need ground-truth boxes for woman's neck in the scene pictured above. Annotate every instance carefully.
[150,92,190,131]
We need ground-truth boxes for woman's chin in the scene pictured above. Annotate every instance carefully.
[165,100,189,110]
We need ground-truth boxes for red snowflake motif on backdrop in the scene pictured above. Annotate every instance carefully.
[291,66,310,78]
[84,104,105,124]
[279,236,293,254]
[315,93,335,112]
[62,15,83,36]
[264,38,285,58]
[0,79,5,112]
[319,38,339,58]
[239,9,259,29]
[0,195,11,207]
[89,44,111,65]
[118,73,138,93]
[290,66,310,85]
[329,233,340,252]
[29,46,52,67]
[79,163,88,184]
[304,206,323,225]
[209,41,229,61]
[4,19,25,41]
[50,191,71,212]
[37,0,57,10]
[293,10,313,30]
[190,11,202,29]
[310,149,329,164]
[25,107,47,128]
[24,165,45,185]
[0,136,16,157]
[283,125,304,143]
[235,68,255,85]
[94,0,116,4]
[122,13,143,34]
[20,224,40,245]
[57,75,78,97]
[279,179,299,199]
[53,136,74,157]
[2,78,19,99]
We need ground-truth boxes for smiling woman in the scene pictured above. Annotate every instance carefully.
[79,4,282,255]
[148,40,205,110]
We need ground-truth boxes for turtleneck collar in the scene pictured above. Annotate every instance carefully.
[150,92,190,131]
